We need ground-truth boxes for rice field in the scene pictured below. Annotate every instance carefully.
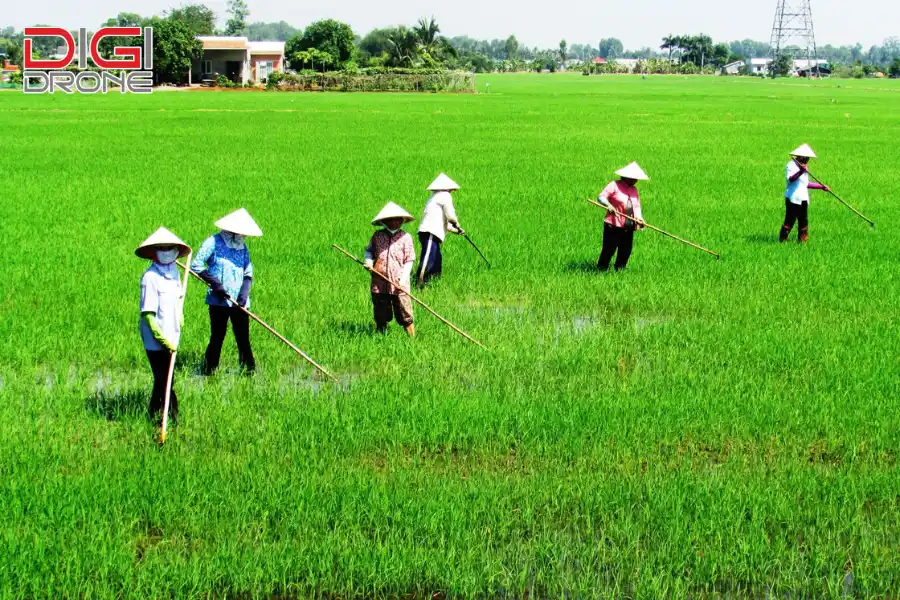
[1,74,899,598]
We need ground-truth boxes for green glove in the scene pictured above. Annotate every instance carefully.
[142,312,177,352]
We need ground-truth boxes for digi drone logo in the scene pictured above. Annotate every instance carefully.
[23,27,154,94]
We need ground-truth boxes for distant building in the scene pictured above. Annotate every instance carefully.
[722,60,744,75]
[1,60,18,82]
[794,59,830,76]
[748,58,772,75]
[192,37,285,85]
[745,57,829,77]
[47,45,69,61]
[248,41,286,81]
[591,57,607,65]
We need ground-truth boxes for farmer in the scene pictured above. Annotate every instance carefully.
[596,162,648,271]
[191,208,263,375]
[417,173,465,285]
[364,202,416,336]
[780,144,830,243]
[136,227,191,422]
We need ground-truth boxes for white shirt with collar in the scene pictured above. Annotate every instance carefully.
[785,160,810,205]
[139,261,183,351]
[417,191,460,242]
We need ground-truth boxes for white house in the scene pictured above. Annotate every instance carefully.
[722,60,744,75]
[745,57,829,77]
[747,58,772,75]
[191,37,285,85]
[794,59,829,76]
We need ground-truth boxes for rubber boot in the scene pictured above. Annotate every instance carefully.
[798,226,809,243]
[779,225,791,243]
[404,324,416,337]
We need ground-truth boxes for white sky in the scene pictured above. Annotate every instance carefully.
[4,0,898,49]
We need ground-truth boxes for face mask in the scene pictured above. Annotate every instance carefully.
[222,231,246,249]
[156,249,179,264]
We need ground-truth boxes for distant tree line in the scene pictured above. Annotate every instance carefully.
[1,4,899,80]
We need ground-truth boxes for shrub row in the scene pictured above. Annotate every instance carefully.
[266,70,476,92]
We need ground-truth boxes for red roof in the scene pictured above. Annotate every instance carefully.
[592,57,607,64]
[2,60,19,72]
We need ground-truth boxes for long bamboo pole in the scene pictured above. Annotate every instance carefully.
[160,251,191,444]
[462,233,492,268]
[587,199,721,260]
[331,244,488,351]
[807,171,875,227]
[176,260,335,381]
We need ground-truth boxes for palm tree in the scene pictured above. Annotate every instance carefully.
[661,35,676,63]
[388,26,419,68]
[415,16,440,54]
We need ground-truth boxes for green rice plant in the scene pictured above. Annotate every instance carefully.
[0,74,898,598]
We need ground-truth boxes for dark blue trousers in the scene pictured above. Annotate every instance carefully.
[417,232,443,285]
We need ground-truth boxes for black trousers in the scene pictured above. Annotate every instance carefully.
[147,349,177,419]
[783,199,809,230]
[598,224,635,271]
[417,232,443,284]
[204,304,255,374]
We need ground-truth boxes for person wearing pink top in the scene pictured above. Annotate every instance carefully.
[780,144,829,243]
[364,202,416,337]
[596,162,649,271]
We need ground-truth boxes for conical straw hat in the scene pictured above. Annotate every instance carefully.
[790,144,817,158]
[372,202,414,226]
[135,227,191,260]
[615,162,649,181]
[427,173,460,191]
[214,208,263,237]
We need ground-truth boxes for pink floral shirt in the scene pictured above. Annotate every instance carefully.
[599,180,643,229]
[366,229,415,295]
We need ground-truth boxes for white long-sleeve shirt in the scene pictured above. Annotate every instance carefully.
[785,161,810,204]
[417,191,460,242]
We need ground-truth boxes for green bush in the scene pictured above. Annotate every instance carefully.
[890,58,900,78]
[266,70,284,89]
[270,70,475,92]
[834,65,866,79]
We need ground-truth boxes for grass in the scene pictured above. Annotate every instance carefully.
[1,74,899,598]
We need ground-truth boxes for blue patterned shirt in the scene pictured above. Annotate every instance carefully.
[191,234,254,308]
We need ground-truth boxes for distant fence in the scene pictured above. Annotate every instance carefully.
[269,71,476,93]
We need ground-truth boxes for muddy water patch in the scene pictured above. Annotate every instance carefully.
[459,297,531,323]
[557,314,677,337]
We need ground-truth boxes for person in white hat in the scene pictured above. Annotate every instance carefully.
[780,144,830,243]
[417,173,465,286]
[595,162,648,271]
[136,227,191,422]
[364,202,416,336]
[191,208,263,374]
